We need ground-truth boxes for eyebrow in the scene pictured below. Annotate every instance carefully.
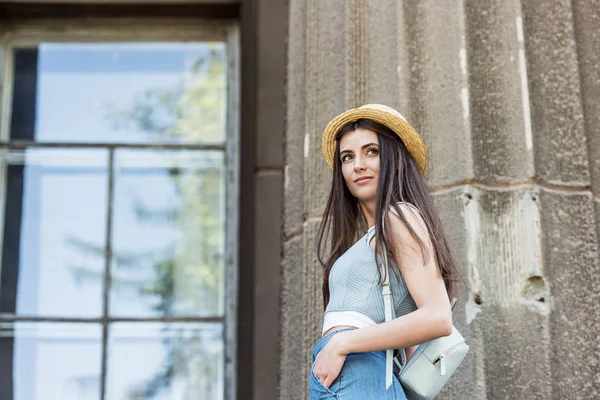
[340,142,379,156]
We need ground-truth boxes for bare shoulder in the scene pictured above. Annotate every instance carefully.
[386,203,427,235]
[385,203,432,252]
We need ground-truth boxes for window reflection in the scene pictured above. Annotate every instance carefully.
[2,37,231,400]
[110,150,225,317]
[10,43,227,144]
[106,323,223,400]
[0,149,108,317]
[0,322,102,400]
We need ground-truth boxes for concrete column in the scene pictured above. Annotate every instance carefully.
[571,5,600,358]
[521,0,600,397]
[400,1,480,398]
[304,0,349,214]
[280,236,305,398]
[572,0,600,195]
[475,187,552,399]
[463,1,553,398]
[280,0,308,397]
[433,189,486,399]
[465,0,534,182]
[281,1,600,399]
[345,0,403,108]
[404,0,473,187]
[521,0,589,186]
[538,190,600,399]
[281,0,353,398]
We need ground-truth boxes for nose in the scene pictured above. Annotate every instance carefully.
[353,156,366,172]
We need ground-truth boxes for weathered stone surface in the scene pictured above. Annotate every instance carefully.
[464,0,534,181]
[393,0,412,116]
[433,188,487,400]
[473,186,553,399]
[345,0,402,108]
[596,199,600,262]
[279,236,305,400]
[539,190,600,399]
[474,187,546,303]
[305,0,348,214]
[284,0,307,238]
[405,0,473,186]
[572,0,600,193]
[521,0,589,185]
[302,218,326,376]
[281,2,600,399]
[297,218,324,398]
[480,303,552,400]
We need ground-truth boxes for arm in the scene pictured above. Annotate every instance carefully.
[333,204,452,354]
[312,204,452,388]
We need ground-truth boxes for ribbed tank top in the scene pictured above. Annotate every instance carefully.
[323,222,418,335]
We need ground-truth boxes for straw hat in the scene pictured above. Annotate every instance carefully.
[321,104,427,175]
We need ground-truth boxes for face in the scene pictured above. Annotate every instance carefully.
[338,127,380,204]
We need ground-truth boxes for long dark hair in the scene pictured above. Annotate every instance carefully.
[316,118,460,310]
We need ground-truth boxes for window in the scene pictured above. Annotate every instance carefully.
[0,20,239,400]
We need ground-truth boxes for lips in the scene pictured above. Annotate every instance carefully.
[354,176,373,184]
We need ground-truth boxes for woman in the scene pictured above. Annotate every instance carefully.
[310,104,461,399]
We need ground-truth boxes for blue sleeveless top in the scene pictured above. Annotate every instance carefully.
[324,226,417,323]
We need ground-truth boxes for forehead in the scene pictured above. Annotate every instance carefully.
[339,127,378,150]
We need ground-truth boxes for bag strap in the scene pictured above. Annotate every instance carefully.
[380,215,396,390]
[379,212,458,390]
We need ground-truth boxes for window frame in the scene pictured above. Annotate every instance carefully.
[0,18,240,400]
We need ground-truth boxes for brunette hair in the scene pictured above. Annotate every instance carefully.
[316,119,461,309]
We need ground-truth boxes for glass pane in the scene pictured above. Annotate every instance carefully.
[9,43,227,144]
[106,322,223,400]
[110,150,225,317]
[0,322,102,400]
[0,148,108,317]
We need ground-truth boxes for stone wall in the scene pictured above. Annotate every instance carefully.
[280,1,600,399]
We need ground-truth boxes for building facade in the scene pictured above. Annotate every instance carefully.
[281,1,600,399]
[0,1,599,400]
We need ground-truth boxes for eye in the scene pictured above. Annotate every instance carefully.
[366,147,379,156]
[341,154,353,162]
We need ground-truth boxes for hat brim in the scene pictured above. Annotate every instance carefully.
[321,107,427,175]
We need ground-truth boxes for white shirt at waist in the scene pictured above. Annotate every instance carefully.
[322,310,377,336]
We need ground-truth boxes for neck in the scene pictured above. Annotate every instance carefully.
[359,200,376,227]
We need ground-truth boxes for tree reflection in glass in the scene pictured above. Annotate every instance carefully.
[104,45,226,398]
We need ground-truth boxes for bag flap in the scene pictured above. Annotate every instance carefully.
[422,326,466,362]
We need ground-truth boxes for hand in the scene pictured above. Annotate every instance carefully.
[405,345,418,362]
[312,333,348,388]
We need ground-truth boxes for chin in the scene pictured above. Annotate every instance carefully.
[351,190,376,203]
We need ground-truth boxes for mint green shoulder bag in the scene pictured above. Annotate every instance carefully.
[380,218,469,399]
